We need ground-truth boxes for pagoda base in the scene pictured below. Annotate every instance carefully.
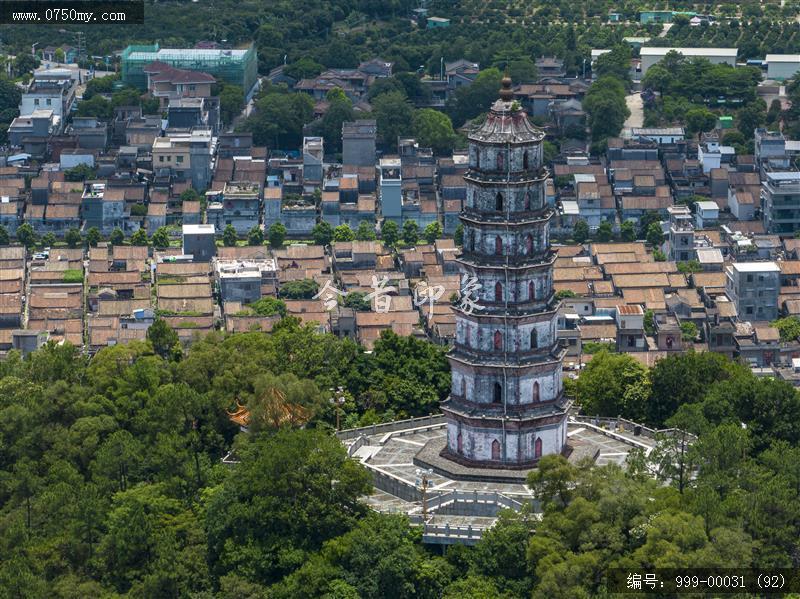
[412,435,592,484]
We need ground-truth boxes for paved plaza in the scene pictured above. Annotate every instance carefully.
[342,415,659,543]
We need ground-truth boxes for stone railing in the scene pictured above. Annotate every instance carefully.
[571,415,696,443]
[422,522,487,545]
[336,414,446,441]
[422,489,525,514]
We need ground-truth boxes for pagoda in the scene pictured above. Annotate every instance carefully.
[441,74,571,467]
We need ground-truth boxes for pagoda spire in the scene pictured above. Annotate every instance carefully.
[499,69,514,102]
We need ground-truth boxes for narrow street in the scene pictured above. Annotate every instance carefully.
[624,92,644,129]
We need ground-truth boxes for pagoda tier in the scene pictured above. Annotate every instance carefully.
[442,74,571,468]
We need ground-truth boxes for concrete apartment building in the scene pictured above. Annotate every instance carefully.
[207,181,261,234]
[379,157,402,223]
[182,224,216,262]
[762,171,800,235]
[152,129,214,192]
[81,182,127,235]
[342,120,377,167]
[19,69,77,120]
[215,257,278,304]
[726,262,780,322]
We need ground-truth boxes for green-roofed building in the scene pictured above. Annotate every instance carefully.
[121,43,258,96]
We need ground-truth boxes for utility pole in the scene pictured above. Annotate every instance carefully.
[329,386,345,431]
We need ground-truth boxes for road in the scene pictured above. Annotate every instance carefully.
[624,92,644,129]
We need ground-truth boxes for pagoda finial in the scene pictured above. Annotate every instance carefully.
[499,68,513,102]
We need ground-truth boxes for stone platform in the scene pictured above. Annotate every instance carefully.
[340,415,658,544]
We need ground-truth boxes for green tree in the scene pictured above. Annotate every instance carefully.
[573,219,589,244]
[583,76,630,142]
[772,316,800,341]
[248,297,287,317]
[333,224,355,242]
[13,53,39,76]
[130,228,149,246]
[372,91,414,150]
[268,222,287,247]
[507,58,538,83]
[594,44,632,86]
[247,225,264,246]
[595,221,613,242]
[15,223,36,248]
[402,220,419,245]
[151,227,170,250]
[222,225,237,247]
[180,188,200,203]
[447,68,503,127]
[620,220,636,242]
[343,292,371,311]
[146,318,179,360]
[65,228,83,249]
[279,279,319,299]
[86,227,102,248]
[681,321,698,342]
[424,221,443,243]
[453,223,464,247]
[527,454,576,508]
[576,350,649,419]
[219,84,245,125]
[312,221,334,246]
[64,163,97,182]
[76,95,113,121]
[0,225,8,246]
[319,89,354,152]
[412,109,456,155]
[738,100,767,139]
[109,228,125,246]
[381,220,399,246]
[355,220,376,241]
[685,107,718,138]
[677,259,703,274]
[245,91,314,149]
[646,222,664,247]
[206,429,372,585]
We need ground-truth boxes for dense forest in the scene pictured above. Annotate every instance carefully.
[2,315,800,596]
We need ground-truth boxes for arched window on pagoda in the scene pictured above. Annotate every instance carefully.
[532,381,540,402]
[457,432,463,454]
[494,281,503,303]
[495,192,504,211]
[475,150,480,169]
[491,439,501,460]
[525,191,532,210]
[494,330,503,350]
[461,378,466,397]
[526,233,533,255]
[529,280,535,301]
[495,235,503,256]
[530,329,538,349]
[534,437,542,458]
[497,151,505,171]
[523,150,529,170]
[493,382,502,403]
